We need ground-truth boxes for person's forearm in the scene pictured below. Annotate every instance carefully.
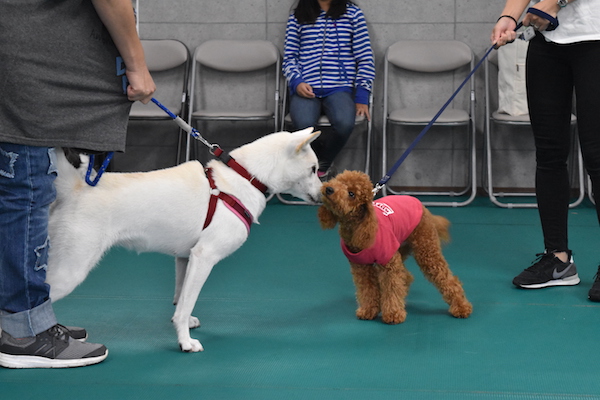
[91,0,147,72]
[498,0,531,21]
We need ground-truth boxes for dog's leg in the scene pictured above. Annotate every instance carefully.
[350,263,380,320]
[378,252,413,324]
[172,239,233,352]
[173,256,200,329]
[408,211,472,319]
[173,257,187,305]
[46,235,110,301]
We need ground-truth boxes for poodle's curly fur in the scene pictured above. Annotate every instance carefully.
[318,170,472,324]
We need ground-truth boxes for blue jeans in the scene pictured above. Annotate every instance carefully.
[0,143,58,338]
[289,90,356,171]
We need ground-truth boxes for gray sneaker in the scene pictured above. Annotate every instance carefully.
[58,325,87,342]
[0,324,107,368]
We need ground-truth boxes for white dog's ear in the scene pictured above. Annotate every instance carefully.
[294,129,321,154]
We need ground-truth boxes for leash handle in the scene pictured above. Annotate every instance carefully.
[526,7,559,31]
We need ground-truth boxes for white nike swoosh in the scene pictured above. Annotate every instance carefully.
[553,263,573,279]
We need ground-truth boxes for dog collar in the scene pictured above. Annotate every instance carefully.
[212,147,268,194]
[203,168,253,233]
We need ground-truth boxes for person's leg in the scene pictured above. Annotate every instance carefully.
[571,40,600,224]
[526,35,573,254]
[319,90,356,171]
[0,143,58,337]
[289,94,328,170]
[511,35,580,289]
[569,40,600,301]
[289,93,322,131]
[0,144,107,368]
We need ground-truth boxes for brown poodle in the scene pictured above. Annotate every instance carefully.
[318,170,472,324]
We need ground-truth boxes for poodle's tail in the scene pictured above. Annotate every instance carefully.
[432,214,451,245]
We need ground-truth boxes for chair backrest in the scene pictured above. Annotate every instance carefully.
[384,40,474,114]
[188,40,281,123]
[387,40,472,72]
[194,40,279,72]
[144,39,190,71]
[130,39,190,118]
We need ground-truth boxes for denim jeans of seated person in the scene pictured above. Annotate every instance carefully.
[290,90,356,172]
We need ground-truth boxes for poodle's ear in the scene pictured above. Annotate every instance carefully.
[317,205,338,229]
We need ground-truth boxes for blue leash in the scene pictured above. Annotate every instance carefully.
[372,44,494,194]
[373,8,556,194]
[150,98,218,152]
[84,98,217,186]
[85,152,114,186]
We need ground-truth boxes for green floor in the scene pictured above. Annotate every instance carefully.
[3,197,600,399]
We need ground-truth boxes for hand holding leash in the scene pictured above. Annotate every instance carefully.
[524,6,560,32]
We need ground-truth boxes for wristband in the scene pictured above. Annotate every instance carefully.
[497,15,518,26]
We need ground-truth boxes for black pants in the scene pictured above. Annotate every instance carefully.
[526,34,600,252]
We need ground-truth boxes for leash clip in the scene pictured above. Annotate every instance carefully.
[372,183,384,195]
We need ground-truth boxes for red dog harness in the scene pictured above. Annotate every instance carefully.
[202,148,268,233]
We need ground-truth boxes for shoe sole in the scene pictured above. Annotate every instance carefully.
[0,349,107,369]
[515,274,581,289]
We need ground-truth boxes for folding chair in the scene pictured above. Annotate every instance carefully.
[381,40,477,207]
[277,89,373,205]
[186,40,281,161]
[483,51,585,209]
[126,39,190,166]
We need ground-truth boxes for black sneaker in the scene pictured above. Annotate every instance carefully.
[588,265,600,302]
[513,252,580,289]
[0,325,107,369]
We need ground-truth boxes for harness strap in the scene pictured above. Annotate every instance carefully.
[203,168,253,233]
[212,147,268,194]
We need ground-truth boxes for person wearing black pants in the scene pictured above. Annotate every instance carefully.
[492,0,600,299]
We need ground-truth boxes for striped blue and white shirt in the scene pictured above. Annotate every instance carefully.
[283,4,375,104]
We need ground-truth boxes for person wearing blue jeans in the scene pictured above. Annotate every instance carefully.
[283,0,375,179]
[0,0,155,368]
[289,90,357,176]
[0,145,60,337]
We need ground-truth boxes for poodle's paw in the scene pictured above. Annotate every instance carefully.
[382,309,406,325]
[189,316,201,329]
[449,299,473,318]
[356,306,379,321]
[179,338,204,353]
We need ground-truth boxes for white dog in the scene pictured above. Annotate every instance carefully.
[47,128,322,352]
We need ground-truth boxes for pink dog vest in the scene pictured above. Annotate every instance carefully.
[341,195,423,266]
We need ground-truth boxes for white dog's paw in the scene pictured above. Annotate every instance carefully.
[179,338,204,353]
[189,316,201,329]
